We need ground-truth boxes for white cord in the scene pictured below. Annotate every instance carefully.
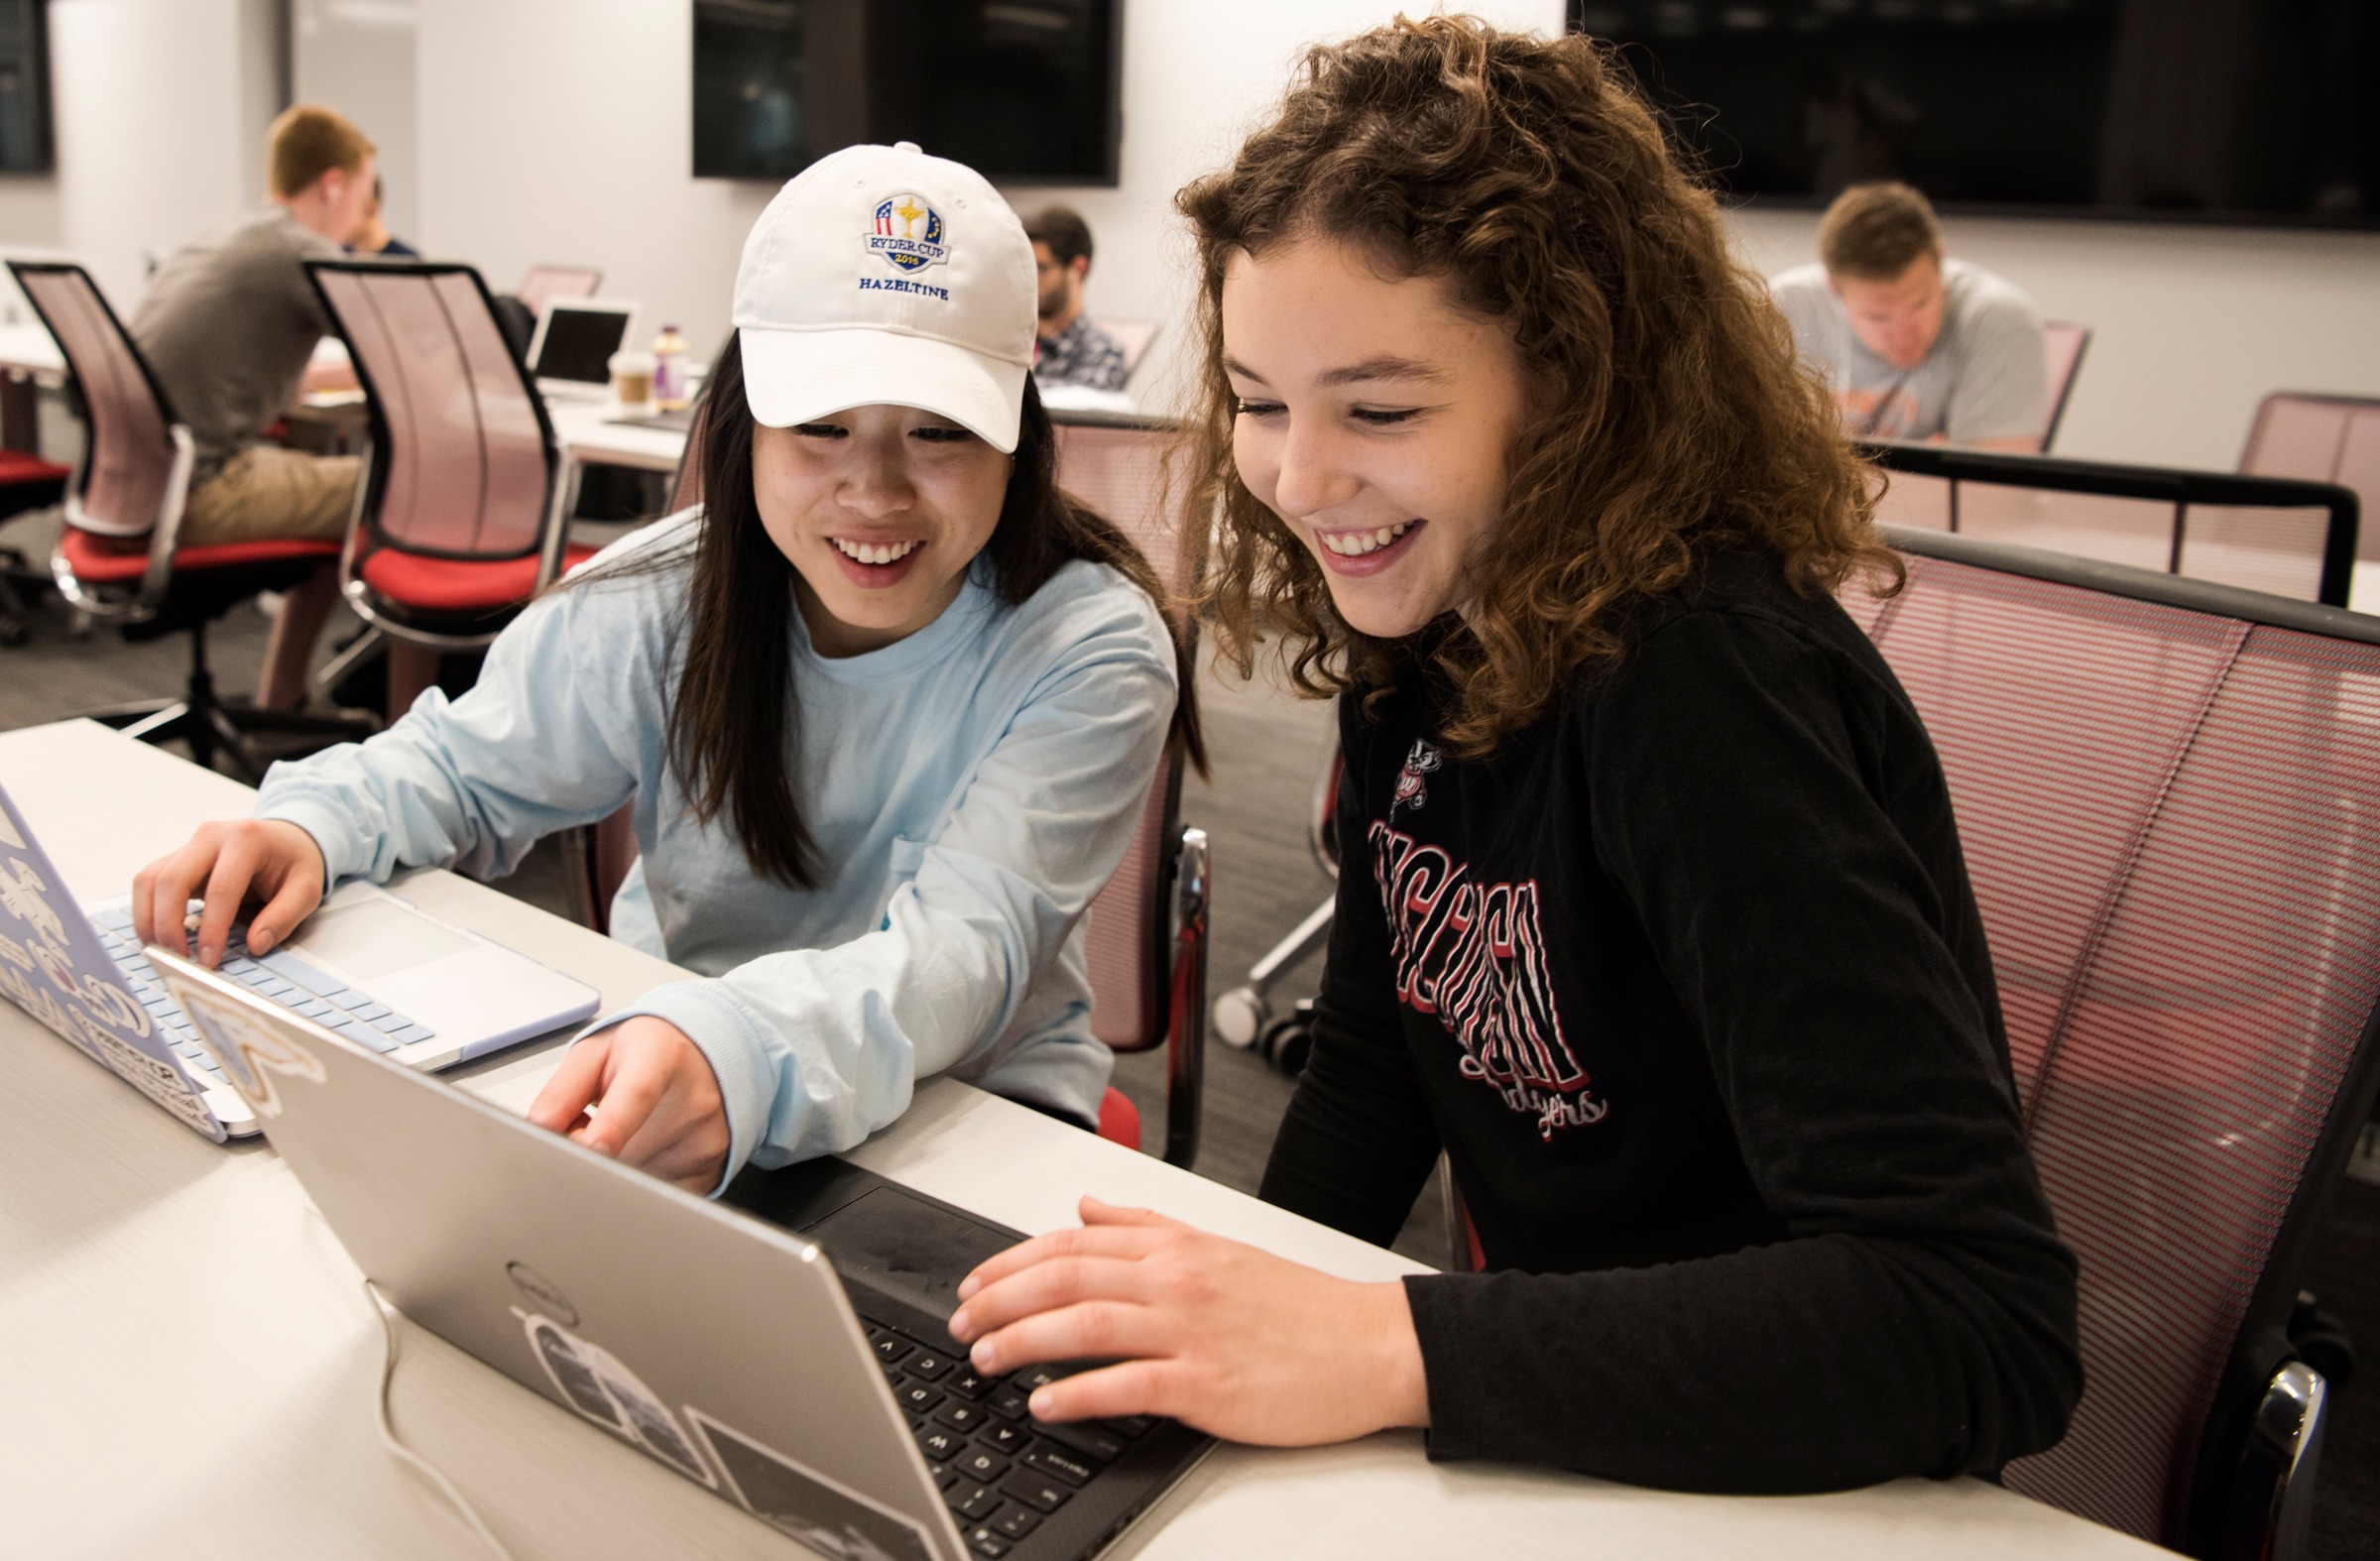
[364,1278,520,1561]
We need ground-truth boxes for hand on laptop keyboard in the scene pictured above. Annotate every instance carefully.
[131,818,327,966]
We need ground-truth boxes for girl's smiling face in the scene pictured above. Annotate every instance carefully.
[1223,235,1532,640]
[752,405,1012,658]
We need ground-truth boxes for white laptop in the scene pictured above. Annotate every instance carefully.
[0,781,601,1141]
[528,298,638,402]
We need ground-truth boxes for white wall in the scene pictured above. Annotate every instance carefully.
[294,0,417,239]
[1727,208,2380,473]
[4,0,2374,471]
[40,0,280,307]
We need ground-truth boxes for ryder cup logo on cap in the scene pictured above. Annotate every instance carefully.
[733,141,1037,452]
[869,194,948,274]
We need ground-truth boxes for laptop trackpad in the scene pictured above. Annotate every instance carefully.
[802,1187,1018,1324]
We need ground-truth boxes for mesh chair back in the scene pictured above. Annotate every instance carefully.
[1854,538,2380,1544]
[1060,416,1192,1055]
[2240,392,2380,564]
[11,263,179,539]
[516,263,603,317]
[2041,321,2089,450]
[309,263,556,562]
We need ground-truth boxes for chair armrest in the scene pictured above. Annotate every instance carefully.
[1160,825,1209,1168]
[2211,1360,2327,1561]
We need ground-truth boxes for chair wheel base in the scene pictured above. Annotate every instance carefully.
[1257,1001,1316,1078]
[1214,986,1264,1048]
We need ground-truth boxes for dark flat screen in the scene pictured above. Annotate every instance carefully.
[692,0,1121,184]
[1573,0,2379,229]
[535,306,630,385]
[802,1186,1016,1323]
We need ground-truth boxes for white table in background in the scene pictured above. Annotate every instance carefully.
[546,397,688,475]
[0,718,2171,1559]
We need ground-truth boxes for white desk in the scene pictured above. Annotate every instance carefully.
[0,719,2169,1559]
[546,398,688,475]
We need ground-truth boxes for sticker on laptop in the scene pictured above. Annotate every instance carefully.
[171,986,325,1118]
[0,925,225,1141]
[686,1406,939,1561]
[519,1312,717,1489]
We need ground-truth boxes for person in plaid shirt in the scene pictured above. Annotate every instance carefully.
[1027,206,1130,393]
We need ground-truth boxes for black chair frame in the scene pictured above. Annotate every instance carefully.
[1864,442,2362,608]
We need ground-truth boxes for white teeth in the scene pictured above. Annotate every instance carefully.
[1318,521,1415,557]
[832,538,921,565]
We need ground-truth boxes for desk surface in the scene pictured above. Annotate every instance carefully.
[0,719,2168,1558]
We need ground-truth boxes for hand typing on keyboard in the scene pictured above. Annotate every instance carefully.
[945,1196,1431,1448]
[132,818,329,966]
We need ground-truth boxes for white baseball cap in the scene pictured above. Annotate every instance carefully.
[733,142,1037,453]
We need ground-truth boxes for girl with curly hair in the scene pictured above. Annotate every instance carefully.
[948,17,2080,1493]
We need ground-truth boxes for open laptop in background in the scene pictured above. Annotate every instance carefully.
[528,298,638,403]
[0,781,601,1141]
[153,945,1215,1561]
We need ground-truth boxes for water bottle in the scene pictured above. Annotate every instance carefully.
[652,323,690,411]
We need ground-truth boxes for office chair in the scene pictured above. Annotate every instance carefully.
[1047,411,1213,1165]
[1846,527,2377,1558]
[302,261,596,720]
[2238,391,2380,565]
[1863,441,2360,608]
[0,442,69,646]
[515,263,603,318]
[6,261,374,778]
[1102,318,1158,389]
[2040,320,2089,452]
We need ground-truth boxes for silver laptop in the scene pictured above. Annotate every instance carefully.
[153,946,1214,1560]
[0,782,600,1140]
[528,298,638,402]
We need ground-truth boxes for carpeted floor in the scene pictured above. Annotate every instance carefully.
[0,543,2369,1553]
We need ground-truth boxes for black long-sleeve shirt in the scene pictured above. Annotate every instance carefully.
[1258,546,2082,1494]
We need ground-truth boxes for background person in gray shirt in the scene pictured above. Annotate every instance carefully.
[1769,182,2047,452]
[130,103,377,709]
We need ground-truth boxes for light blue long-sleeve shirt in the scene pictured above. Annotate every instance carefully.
[254,515,1176,1187]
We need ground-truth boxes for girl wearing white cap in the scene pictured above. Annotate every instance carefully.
[133,144,1201,1193]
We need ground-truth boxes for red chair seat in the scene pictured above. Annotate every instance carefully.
[0,449,68,486]
[359,542,598,612]
[60,527,339,585]
[1096,1087,1141,1151]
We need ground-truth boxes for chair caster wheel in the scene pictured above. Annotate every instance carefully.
[1213,986,1265,1049]
[1256,1000,1315,1078]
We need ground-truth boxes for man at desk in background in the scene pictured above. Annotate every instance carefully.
[1026,205,1129,393]
[131,103,377,711]
[1769,182,2047,452]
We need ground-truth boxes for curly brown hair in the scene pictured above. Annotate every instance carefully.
[1177,16,1896,755]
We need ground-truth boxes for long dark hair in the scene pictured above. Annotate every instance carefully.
[587,336,1204,889]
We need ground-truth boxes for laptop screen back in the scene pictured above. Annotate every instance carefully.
[536,303,633,384]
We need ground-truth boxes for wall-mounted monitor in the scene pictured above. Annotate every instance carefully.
[1573,0,2378,229]
[0,0,51,176]
[694,0,1121,185]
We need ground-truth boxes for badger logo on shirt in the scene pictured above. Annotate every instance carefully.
[1370,821,1607,1140]
[1390,740,1441,814]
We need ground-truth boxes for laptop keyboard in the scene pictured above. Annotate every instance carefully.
[865,1317,1159,1558]
[88,907,437,1087]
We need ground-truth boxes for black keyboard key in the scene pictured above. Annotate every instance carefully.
[964,1527,1012,1558]
[945,1368,997,1399]
[1003,1476,1072,1513]
[985,1385,1032,1421]
[992,1506,1042,1541]
[871,1333,914,1367]
[1019,1444,1096,1489]
[895,1383,944,1415]
[1105,1415,1155,1440]
[934,1400,989,1434]
[882,1362,903,1384]
[977,1421,1031,1457]
[1012,1365,1066,1393]
[954,1449,1010,1484]
[917,1426,965,1462]
[905,1351,956,1381]
[957,1486,1007,1521]
[932,1463,962,1491]
[1029,1416,1125,1463]
[945,1482,993,1514]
